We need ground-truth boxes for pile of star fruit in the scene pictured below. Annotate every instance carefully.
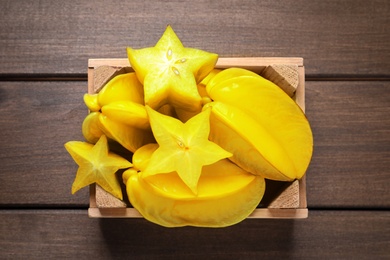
[65,26,313,228]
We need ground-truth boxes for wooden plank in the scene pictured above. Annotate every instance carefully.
[0,209,389,259]
[0,81,89,206]
[305,80,390,208]
[0,0,389,77]
[0,81,389,208]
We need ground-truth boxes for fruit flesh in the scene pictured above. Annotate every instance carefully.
[142,106,232,194]
[127,25,218,112]
[65,135,132,200]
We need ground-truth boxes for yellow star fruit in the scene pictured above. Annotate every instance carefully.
[143,106,232,194]
[67,26,315,229]
[99,73,143,104]
[205,68,313,181]
[65,135,132,200]
[81,111,105,144]
[127,25,218,112]
[82,72,155,152]
[83,72,145,112]
[123,144,265,228]
[174,69,221,122]
[130,143,159,172]
[101,101,150,130]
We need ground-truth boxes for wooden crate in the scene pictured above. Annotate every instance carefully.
[87,57,308,219]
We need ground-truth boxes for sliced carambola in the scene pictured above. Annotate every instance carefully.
[127,25,218,111]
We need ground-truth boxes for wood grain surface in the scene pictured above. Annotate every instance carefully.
[0,0,389,77]
[0,0,389,258]
[1,81,388,208]
[0,210,389,259]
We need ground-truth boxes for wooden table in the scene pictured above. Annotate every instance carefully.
[0,1,389,258]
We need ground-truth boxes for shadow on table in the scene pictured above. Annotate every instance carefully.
[99,216,297,258]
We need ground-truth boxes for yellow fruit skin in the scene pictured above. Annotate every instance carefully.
[199,68,222,86]
[81,110,155,153]
[125,159,265,227]
[131,143,159,171]
[101,101,150,130]
[81,112,104,144]
[81,111,154,152]
[205,68,313,181]
[205,102,293,181]
[174,81,214,122]
[82,72,154,152]
[98,72,144,106]
[83,93,100,112]
[98,114,155,153]
[206,68,258,91]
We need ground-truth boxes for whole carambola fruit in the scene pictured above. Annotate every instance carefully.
[205,68,313,181]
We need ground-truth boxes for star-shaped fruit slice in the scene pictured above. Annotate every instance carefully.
[127,25,218,112]
[65,135,132,200]
[143,106,232,194]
